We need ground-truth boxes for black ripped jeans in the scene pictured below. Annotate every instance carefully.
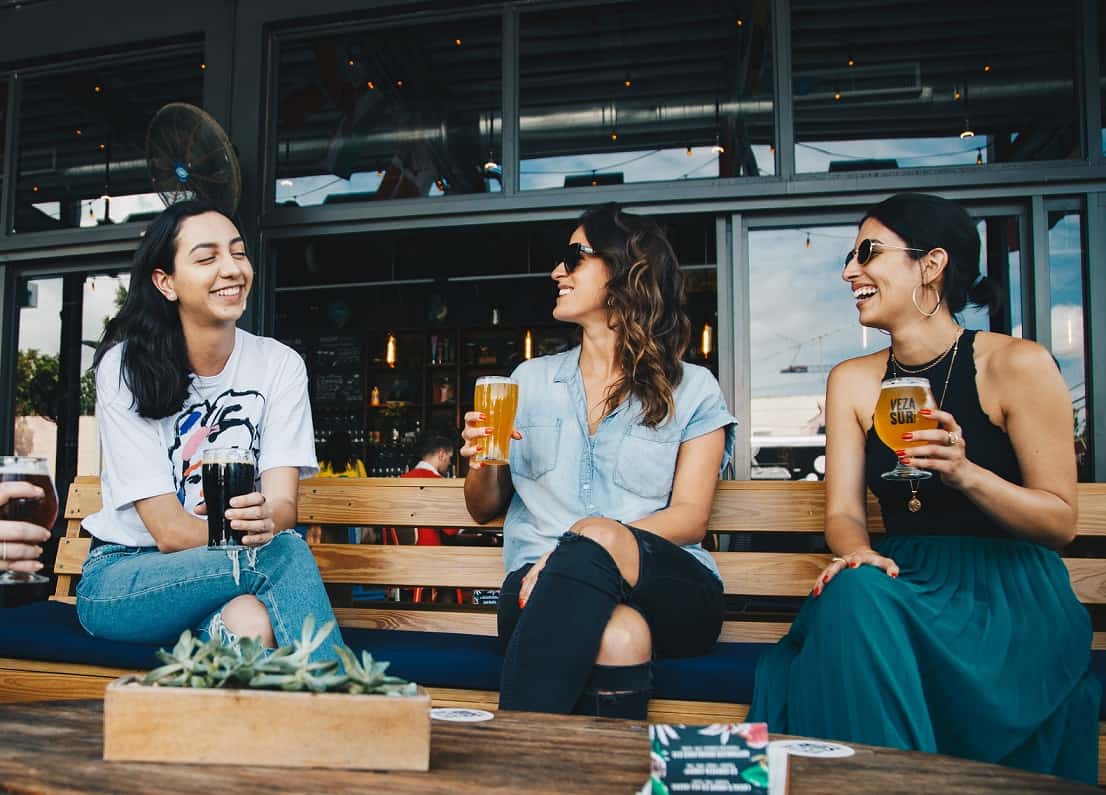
[497,526,724,718]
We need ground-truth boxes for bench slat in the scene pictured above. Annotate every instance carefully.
[56,537,1106,604]
[60,479,1106,536]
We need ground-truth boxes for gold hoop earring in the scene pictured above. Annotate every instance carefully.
[911,284,941,318]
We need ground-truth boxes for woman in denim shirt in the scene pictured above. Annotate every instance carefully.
[462,203,737,718]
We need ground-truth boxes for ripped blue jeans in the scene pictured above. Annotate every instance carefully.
[76,531,343,663]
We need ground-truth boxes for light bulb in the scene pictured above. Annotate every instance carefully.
[686,146,693,156]
[385,334,396,367]
[976,150,983,166]
[610,130,618,142]
[701,324,713,358]
[805,233,811,249]
[524,330,533,360]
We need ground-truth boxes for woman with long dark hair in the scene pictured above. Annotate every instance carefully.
[750,193,1099,783]
[462,203,736,718]
[77,200,341,660]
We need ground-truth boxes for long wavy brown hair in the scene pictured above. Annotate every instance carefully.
[578,203,691,428]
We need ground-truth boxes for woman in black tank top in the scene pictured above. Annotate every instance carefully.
[749,193,1098,784]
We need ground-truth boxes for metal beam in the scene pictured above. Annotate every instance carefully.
[1,74,18,240]
[730,212,751,480]
[1079,0,1103,168]
[1085,191,1106,481]
[501,6,519,196]
[1029,195,1052,351]
[771,0,794,180]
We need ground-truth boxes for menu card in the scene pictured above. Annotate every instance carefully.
[641,723,788,795]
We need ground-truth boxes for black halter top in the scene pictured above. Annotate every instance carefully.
[864,330,1022,537]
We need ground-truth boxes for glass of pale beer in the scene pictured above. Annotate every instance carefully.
[873,377,939,481]
[474,376,519,466]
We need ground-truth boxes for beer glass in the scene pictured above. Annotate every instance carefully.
[202,448,256,548]
[0,456,59,585]
[474,376,519,466]
[873,378,939,481]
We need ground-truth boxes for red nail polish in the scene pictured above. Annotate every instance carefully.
[919,409,933,416]
[901,433,913,440]
[890,572,898,578]
[894,449,906,457]
[518,596,526,609]
[822,575,829,584]
[849,561,859,569]
[813,587,821,598]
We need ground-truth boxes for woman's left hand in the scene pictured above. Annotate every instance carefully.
[225,492,275,546]
[897,407,975,490]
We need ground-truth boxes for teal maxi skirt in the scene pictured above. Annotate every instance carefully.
[748,535,1100,784]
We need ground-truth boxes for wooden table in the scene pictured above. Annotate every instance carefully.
[0,701,1096,794]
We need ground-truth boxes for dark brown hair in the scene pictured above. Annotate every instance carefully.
[577,203,690,427]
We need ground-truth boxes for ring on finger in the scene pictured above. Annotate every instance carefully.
[947,431,960,447]
[831,556,846,564]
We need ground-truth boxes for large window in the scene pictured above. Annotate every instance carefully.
[747,215,1019,480]
[0,80,8,198]
[272,215,718,473]
[273,13,502,207]
[13,46,204,233]
[791,1,1080,173]
[519,1,774,190]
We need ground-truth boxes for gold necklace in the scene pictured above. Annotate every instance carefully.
[889,327,961,374]
[893,328,963,512]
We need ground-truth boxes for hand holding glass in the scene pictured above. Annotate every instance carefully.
[202,448,256,548]
[473,376,519,466]
[0,456,59,585]
[873,378,938,481]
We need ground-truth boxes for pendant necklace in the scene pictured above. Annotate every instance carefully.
[891,328,963,512]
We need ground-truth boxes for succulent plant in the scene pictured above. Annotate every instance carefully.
[143,614,417,696]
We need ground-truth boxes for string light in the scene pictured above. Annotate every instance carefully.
[735,17,743,26]
[75,128,82,136]
[610,130,619,142]
[701,324,713,358]
[976,149,983,166]
[847,51,855,67]
[385,333,397,367]
[98,143,106,151]
[347,59,355,67]
[396,80,404,88]
[366,81,375,90]
[93,85,102,94]
[983,61,991,73]
[454,38,462,46]
[200,63,206,71]
[953,86,961,101]
[805,233,811,249]
[960,119,975,139]
[524,330,533,360]
[624,78,632,88]
[686,146,694,156]
[833,87,842,101]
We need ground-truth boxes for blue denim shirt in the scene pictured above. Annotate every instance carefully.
[503,347,737,579]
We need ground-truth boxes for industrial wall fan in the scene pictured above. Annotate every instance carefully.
[145,102,241,214]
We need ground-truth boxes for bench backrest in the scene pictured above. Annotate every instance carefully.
[53,477,1106,646]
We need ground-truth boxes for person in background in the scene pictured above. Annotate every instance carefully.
[749,193,1099,784]
[402,433,457,545]
[318,431,367,478]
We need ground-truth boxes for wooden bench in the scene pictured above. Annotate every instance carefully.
[2,476,1105,780]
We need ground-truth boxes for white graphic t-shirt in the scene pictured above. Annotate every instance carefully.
[84,328,318,547]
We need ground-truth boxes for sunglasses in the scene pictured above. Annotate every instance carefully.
[557,242,599,273]
[844,238,927,269]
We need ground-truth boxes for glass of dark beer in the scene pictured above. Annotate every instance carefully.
[202,448,256,549]
[0,456,59,585]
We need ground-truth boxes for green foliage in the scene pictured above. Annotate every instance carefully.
[143,615,418,696]
[15,349,60,420]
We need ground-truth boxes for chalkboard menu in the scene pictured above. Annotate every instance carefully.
[314,335,362,402]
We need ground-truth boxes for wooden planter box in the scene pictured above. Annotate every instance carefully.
[103,676,431,771]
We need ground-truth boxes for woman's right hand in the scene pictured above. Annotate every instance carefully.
[812,547,899,597]
[0,481,51,575]
[460,411,522,471]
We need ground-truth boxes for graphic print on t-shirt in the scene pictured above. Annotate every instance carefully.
[168,388,265,507]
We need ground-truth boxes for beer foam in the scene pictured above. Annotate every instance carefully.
[0,456,49,475]
[202,447,253,465]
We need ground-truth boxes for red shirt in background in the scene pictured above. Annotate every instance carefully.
[400,465,459,545]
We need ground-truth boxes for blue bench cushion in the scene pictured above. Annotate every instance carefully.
[2,601,1104,719]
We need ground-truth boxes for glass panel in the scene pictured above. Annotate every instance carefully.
[14,48,204,233]
[13,277,63,483]
[1047,212,1089,481]
[76,273,130,477]
[274,14,502,207]
[792,1,1079,172]
[748,218,1009,479]
[519,1,774,191]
